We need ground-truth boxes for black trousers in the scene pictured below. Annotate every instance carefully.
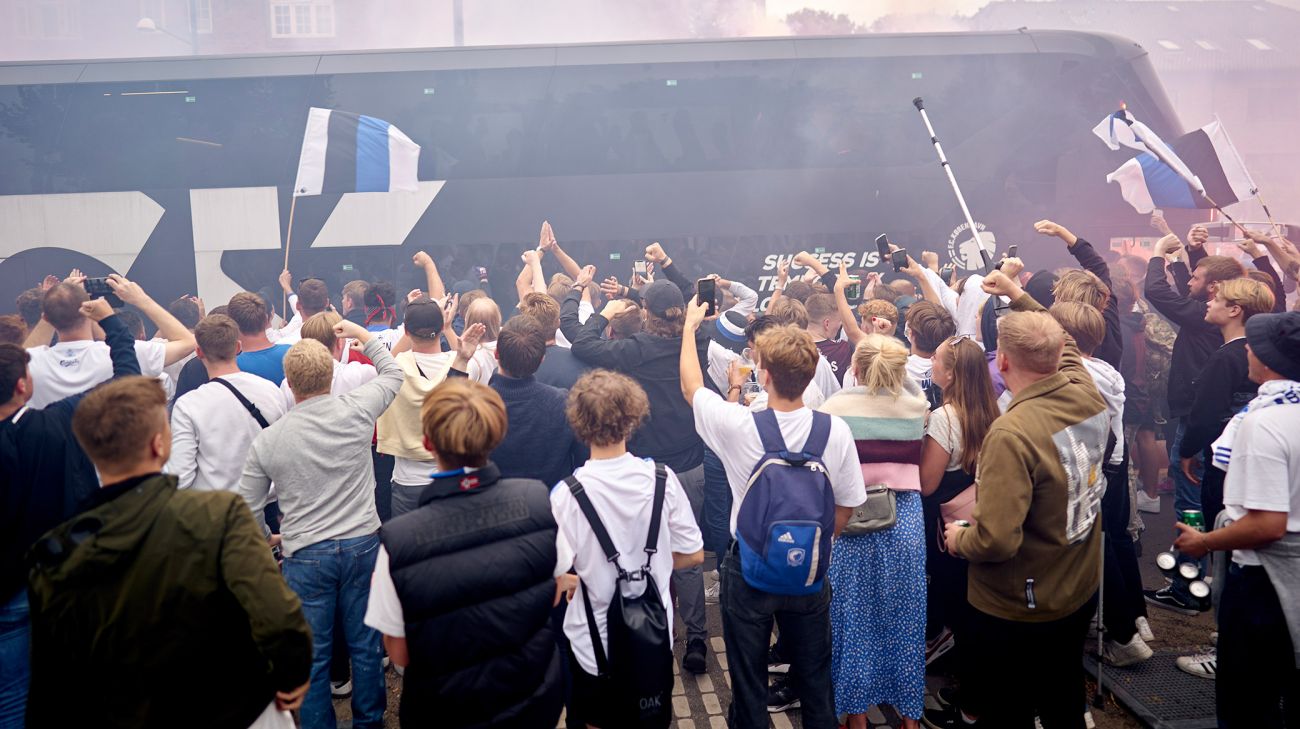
[720,550,837,729]
[1101,461,1145,643]
[1217,562,1300,728]
[965,593,1098,729]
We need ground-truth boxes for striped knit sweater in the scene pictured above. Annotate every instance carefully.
[817,380,929,492]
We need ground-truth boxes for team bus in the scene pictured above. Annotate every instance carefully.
[0,30,1182,311]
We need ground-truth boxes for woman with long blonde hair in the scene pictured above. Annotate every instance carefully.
[818,334,930,728]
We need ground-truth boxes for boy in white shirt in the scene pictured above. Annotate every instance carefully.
[168,314,287,492]
[23,274,195,409]
[278,311,377,408]
[551,369,704,728]
[680,298,865,729]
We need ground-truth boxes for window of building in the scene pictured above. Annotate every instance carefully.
[195,0,213,33]
[15,0,79,38]
[269,0,335,38]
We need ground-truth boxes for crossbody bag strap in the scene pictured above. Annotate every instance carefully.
[211,378,270,429]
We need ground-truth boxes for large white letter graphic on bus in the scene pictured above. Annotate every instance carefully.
[0,185,443,299]
[0,191,163,273]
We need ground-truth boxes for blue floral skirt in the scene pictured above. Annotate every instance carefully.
[828,490,926,719]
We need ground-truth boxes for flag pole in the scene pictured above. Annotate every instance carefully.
[914,97,993,273]
[282,194,298,317]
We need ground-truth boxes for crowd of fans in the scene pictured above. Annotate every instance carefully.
[2,216,1299,729]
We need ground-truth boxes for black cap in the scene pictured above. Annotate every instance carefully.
[404,297,443,339]
[1246,311,1300,382]
[642,280,685,319]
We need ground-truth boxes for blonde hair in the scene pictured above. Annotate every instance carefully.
[1049,302,1105,356]
[858,299,899,336]
[1216,277,1275,321]
[997,311,1066,375]
[519,292,561,334]
[754,325,819,399]
[301,311,343,353]
[766,298,809,329]
[283,339,334,398]
[465,297,502,342]
[421,378,507,469]
[852,334,909,396]
[566,370,650,446]
[1053,270,1111,311]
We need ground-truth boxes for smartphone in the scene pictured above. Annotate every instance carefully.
[84,277,124,308]
[1007,244,1018,259]
[696,277,717,317]
[890,249,908,273]
[875,234,892,262]
[633,260,648,279]
[939,263,955,280]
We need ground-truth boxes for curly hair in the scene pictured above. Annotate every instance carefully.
[566,369,649,447]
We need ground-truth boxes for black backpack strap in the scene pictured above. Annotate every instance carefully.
[642,463,668,569]
[211,378,270,429]
[565,476,621,566]
[579,580,610,676]
[801,410,832,459]
[752,408,789,456]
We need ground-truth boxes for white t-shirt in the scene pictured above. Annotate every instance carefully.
[550,454,703,676]
[748,381,825,412]
[467,341,498,384]
[812,354,841,401]
[26,339,167,410]
[691,389,866,536]
[906,353,933,392]
[927,403,964,472]
[391,351,456,486]
[1221,404,1300,566]
[279,360,377,409]
[167,371,288,492]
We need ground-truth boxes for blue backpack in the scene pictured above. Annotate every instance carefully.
[736,409,837,595]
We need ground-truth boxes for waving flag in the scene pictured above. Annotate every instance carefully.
[1092,110,1256,214]
[293,107,420,197]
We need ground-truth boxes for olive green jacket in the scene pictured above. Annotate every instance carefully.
[26,473,311,729]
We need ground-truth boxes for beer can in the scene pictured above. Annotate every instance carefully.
[1188,579,1212,610]
[1156,551,1178,578]
[1178,561,1201,581]
[1180,510,1206,531]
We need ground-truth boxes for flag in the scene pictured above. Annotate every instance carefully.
[292,107,420,197]
[1093,111,1256,214]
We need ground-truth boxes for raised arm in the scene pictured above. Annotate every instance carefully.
[646,242,693,296]
[413,251,446,302]
[334,319,405,419]
[1143,237,1209,327]
[1239,233,1286,311]
[108,274,196,366]
[680,297,709,403]
[719,277,759,318]
[540,221,583,279]
[832,260,866,346]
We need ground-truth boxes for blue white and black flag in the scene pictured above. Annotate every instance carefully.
[1092,110,1256,214]
[293,107,421,197]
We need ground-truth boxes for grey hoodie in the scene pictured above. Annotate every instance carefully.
[1083,356,1126,466]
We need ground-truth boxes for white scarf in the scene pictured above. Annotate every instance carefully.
[1211,379,1300,471]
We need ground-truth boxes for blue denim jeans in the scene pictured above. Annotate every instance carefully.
[701,448,733,556]
[283,533,385,729]
[0,590,29,729]
[1167,420,1208,597]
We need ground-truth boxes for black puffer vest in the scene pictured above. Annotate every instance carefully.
[381,462,562,728]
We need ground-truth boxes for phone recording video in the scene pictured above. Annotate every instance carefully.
[875,234,892,262]
[633,260,648,279]
[84,277,124,308]
[696,277,717,317]
[890,249,908,273]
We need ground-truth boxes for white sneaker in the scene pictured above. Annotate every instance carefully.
[330,679,352,698]
[1136,491,1161,514]
[1176,651,1217,679]
[1102,634,1153,667]
[1135,616,1155,642]
[704,580,721,605]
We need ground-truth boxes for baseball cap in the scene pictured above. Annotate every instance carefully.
[642,280,685,319]
[404,297,443,339]
[1246,311,1300,381]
